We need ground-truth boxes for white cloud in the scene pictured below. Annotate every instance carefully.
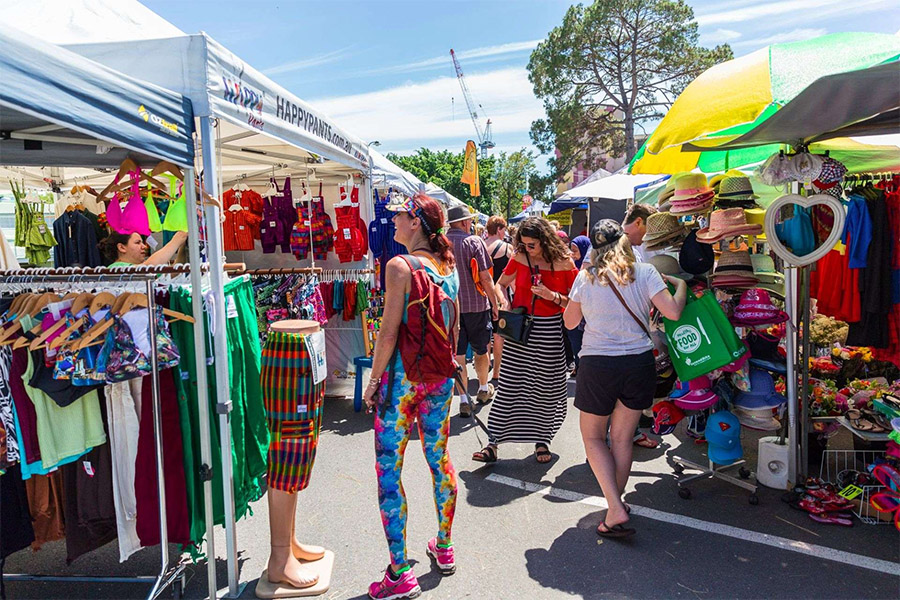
[732,28,827,48]
[696,0,893,26]
[309,67,545,148]
[355,39,542,77]
[702,28,742,44]
[263,46,355,75]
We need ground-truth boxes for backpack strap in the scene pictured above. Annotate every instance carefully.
[398,254,424,272]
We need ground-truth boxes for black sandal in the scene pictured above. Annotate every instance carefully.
[472,445,498,463]
[597,521,636,538]
[535,444,552,463]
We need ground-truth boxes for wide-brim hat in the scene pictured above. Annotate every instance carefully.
[732,407,781,431]
[679,230,715,275]
[673,173,712,201]
[714,175,760,201]
[731,288,789,326]
[446,204,474,223]
[712,250,757,287]
[696,208,763,243]
[669,192,715,216]
[647,254,692,281]
[673,389,719,411]
[711,275,759,289]
[643,212,688,246]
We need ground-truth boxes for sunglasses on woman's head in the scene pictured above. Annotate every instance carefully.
[523,242,538,250]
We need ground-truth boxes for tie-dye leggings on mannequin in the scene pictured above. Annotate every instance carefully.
[374,361,456,566]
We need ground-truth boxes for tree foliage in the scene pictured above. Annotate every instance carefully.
[387,147,544,219]
[528,0,733,178]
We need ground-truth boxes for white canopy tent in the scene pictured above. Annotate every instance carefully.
[2,2,381,596]
[558,172,667,201]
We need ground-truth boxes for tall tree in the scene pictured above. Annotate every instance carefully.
[387,148,497,215]
[528,0,733,178]
[494,149,539,220]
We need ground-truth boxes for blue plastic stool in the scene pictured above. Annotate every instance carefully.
[353,355,374,412]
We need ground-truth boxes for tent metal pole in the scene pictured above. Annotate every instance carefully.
[785,265,799,486]
[200,116,242,599]
[800,265,812,480]
[185,169,219,600]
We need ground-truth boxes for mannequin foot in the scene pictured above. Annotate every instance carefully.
[268,546,319,589]
[293,540,326,562]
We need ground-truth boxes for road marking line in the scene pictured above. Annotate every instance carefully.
[485,473,900,576]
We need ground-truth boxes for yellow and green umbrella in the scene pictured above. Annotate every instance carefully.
[630,32,900,174]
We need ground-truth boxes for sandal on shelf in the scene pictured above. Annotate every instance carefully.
[597,521,636,538]
[472,445,498,463]
[808,513,854,527]
[845,409,877,432]
[535,444,553,464]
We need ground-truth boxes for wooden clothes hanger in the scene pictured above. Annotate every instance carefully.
[150,160,184,182]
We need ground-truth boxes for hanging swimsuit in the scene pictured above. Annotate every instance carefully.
[145,188,163,232]
[106,170,152,236]
[161,175,188,232]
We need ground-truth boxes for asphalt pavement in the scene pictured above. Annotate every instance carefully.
[4,378,899,600]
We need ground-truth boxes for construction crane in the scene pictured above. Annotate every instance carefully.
[450,49,495,159]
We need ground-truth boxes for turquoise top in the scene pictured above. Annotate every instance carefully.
[403,260,459,325]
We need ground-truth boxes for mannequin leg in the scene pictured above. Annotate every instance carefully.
[267,489,318,588]
[291,512,325,561]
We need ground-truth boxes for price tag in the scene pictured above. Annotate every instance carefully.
[343,229,351,240]
[239,226,245,230]
[38,224,47,234]
[296,404,308,413]
[304,220,311,227]
[83,461,95,477]
[146,236,159,250]
[380,218,387,224]
[838,484,863,500]
[225,295,238,320]
[269,221,277,227]
[304,330,327,385]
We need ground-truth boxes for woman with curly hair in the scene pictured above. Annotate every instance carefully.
[473,216,577,464]
[363,193,461,599]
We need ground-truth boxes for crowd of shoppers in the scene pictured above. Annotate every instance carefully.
[363,195,684,597]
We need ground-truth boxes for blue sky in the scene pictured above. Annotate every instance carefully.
[143,0,900,164]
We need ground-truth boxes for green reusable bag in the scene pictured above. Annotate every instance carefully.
[663,290,744,381]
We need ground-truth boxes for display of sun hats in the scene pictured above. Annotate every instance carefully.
[746,329,787,374]
[733,406,781,431]
[731,288,789,326]
[642,212,688,249]
[710,250,758,288]
[671,375,719,411]
[678,230,715,275]
[743,208,767,239]
[696,208,763,244]
[647,254,692,281]
[734,367,787,410]
[669,173,714,215]
[657,176,679,212]
[749,253,784,297]
[705,410,743,465]
[714,175,760,209]
[652,401,685,435]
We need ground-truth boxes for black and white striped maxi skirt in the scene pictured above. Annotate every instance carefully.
[488,314,568,445]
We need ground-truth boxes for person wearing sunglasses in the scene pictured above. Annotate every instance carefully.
[472,216,577,465]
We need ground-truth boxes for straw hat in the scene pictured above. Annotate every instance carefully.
[672,173,712,201]
[696,208,763,243]
[714,175,760,209]
[711,249,758,288]
[642,212,687,249]
[709,169,746,191]
[656,175,680,211]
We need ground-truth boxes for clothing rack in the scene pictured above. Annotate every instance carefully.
[229,266,322,276]
[0,270,193,600]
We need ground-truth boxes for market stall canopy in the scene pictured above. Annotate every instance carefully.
[370,149,424,197]
[686,61,900,151]
[4,1,371,178]
[631,32,900,174]
[509,200,550,223]
[422,183,465,208]
[558,173,666,200]
[0,26,194,168]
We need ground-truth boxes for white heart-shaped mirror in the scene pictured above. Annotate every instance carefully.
[764,194,845,266]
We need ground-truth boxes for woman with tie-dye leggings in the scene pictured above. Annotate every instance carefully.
[363,193,460,600]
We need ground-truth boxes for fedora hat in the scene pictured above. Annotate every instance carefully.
[673,173,711,200]
[647,254,691,281]
[711,250,758,288]
[714,175,759,201]
[446,204,473,224]
[642,212,687,247]
[709,169,746,191]
[750,254,784,284]
[696,208,763,243]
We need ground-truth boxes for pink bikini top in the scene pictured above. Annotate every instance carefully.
[106,169,151,236]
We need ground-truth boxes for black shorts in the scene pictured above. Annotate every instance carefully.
[574,351,656,416]
[457,310,493,355]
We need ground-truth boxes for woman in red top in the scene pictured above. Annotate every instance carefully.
[473,216,577,464]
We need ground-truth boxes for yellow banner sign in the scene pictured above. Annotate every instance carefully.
[548,209,573,226]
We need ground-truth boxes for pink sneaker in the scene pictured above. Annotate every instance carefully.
[426,537,456,575]
[367,566,421,600]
